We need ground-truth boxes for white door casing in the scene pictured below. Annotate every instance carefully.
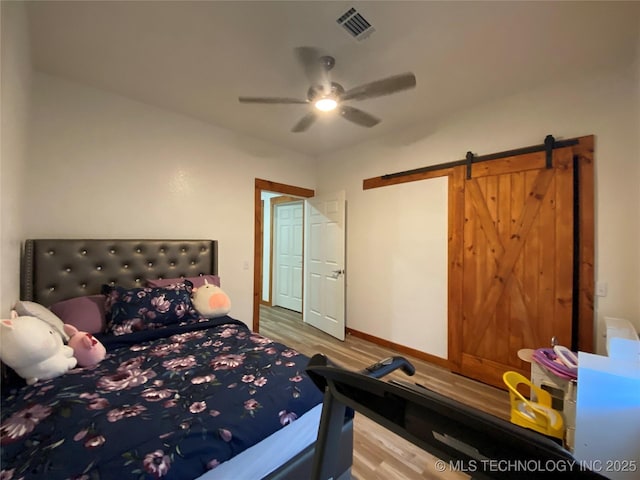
[303,191,346,341]
[273,201,303,312]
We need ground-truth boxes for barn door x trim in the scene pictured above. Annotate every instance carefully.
[463,168,557,353]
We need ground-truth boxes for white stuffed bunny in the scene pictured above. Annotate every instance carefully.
[0,311,77,385]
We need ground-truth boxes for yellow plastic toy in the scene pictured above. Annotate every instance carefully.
[502,371,564,440]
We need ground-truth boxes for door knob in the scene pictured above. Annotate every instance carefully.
[330,269,345,279]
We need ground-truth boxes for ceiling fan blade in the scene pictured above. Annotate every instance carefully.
[339,106,380,128]
[294,46,331,94]
[341,73,417,102]
[291,112,318,133]
[238,96,308,104]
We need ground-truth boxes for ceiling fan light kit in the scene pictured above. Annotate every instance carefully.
[238,48,416,133]
[307,78,343,112]
[315,97,338,112]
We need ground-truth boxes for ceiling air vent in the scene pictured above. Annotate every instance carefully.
[336,7,375,40]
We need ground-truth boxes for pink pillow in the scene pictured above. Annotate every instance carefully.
[49,295,106,334]
[146,275,221,289]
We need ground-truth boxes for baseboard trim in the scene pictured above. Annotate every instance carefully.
[346,327,453,370]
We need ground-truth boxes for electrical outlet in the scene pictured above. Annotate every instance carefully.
[595,281,608,297]
[242,261,249,270]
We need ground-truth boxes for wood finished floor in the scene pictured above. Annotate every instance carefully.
[259,305,510,480]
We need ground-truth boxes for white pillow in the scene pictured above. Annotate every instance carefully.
[13,300,70,341]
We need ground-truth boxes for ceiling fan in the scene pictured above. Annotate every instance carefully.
[238,47,417,133]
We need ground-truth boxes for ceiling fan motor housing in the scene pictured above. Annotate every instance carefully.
[319,55,335,71]
[307,82,344,102]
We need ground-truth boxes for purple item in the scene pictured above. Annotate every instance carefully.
[50,295,106,334]
[532,348,577,380]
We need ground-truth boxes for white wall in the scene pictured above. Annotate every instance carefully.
[317,65,640,356]
[0,1,31,317]
[24,74,316,322]
[352,178,449,357]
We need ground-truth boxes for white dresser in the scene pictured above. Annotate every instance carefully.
[573,317,640,479]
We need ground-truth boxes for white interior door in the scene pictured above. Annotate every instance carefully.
[274,201,303,312]
[304,191,346,340]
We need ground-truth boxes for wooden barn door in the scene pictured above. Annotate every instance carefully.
[457,146,575,388]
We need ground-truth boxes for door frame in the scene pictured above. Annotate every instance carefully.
[253,179,314,332]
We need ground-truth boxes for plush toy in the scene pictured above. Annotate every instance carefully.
[0,311,77,385]
[63,324,106,367]
[192,279,231,318]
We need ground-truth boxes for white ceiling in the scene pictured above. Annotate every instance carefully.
[26,1,640,157]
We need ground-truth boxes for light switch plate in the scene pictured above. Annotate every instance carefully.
[595,281,608,297]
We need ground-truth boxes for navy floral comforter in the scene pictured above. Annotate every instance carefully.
[0,317,323,480]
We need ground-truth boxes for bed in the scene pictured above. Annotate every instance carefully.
[1,239,352,480]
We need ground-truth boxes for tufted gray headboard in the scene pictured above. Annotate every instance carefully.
[21,239,218,307]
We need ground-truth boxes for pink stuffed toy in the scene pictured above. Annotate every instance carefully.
[63,324,106,367]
